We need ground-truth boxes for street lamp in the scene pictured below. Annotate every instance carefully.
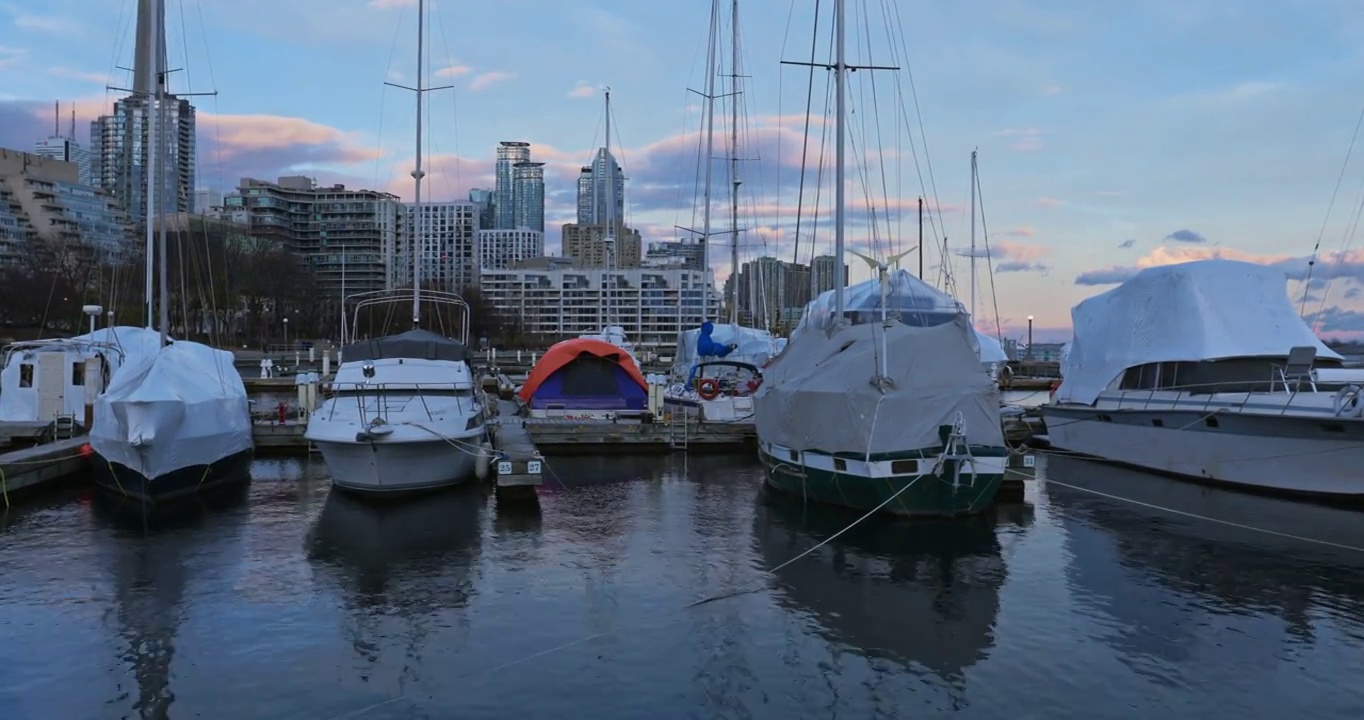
[1026,315,1034,361]
[283,317,290,350]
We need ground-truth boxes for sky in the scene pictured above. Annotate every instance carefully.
[3,0,1364,343]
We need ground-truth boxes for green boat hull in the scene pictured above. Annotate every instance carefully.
[758,445,1007,518]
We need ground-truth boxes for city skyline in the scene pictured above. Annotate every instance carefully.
[1,1,1364,340]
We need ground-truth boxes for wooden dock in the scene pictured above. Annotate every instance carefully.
[0,437,92,506]
[520,413,756,454]
[252,421,315,455]
[489,400,543,502]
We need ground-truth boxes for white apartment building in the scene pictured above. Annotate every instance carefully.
[479,267,721,349]
[397,201,479,292]
[477,228,544,270]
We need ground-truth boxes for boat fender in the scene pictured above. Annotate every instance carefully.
[1334,384,1364,418]
[747,377,762,393]
[697,377,722,401]
[475,443,492,481]
[1049,380,1061,402]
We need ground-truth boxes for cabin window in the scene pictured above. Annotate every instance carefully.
[18,363,33,388]
[71,362,84,386]
[890,459,916,474]
[1151,419,1164,427]
[833,458,847,472]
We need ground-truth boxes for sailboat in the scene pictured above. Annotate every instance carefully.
[664,0,782,424]
[90,0,254,503]
[752,0,1009,518]
[304,0,486,495]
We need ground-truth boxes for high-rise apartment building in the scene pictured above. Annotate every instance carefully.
[477,228,544,270]
[575,148,624,225]
[89,0,197,221]
[643,240,705,270]
[494,141,530,229]
[0,148,134,263]
[810,254,847,295]
[31,103,94,187]
[468,188,495,230]
[511,162,545,233]
[223,176,399,298]
[396,201,479,293]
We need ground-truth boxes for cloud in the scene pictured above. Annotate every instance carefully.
[0,46,25,70]
[48,67,114,85]
[954,240,1052,273]
[1036,197,1064,207]
[568,82,596,99]
[1305,306,1364,335]
[1041,84,1063,96]
[994,127,1042,152]
[1073,245,1364,287]
[999,227,1035,238]
[1347,288,1361,300]
[468,71,513,92]
[11,13,75,34]
[1165,228,1207,243]
[367,0,414,8]
[435,65,472,79]
[1117,238,1136,249]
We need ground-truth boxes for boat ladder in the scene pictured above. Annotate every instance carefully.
[669,410,689,451]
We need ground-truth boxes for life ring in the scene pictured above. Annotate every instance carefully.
[697,377,721,401]
[1048,380,1061,401]
[1334,384,1363,417]
[747,377,763,393]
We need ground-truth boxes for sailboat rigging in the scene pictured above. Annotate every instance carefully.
[752,0,1010,518]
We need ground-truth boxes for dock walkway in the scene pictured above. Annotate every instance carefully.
[490,400,544,499]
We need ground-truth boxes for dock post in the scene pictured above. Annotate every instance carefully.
[322,352,330,378]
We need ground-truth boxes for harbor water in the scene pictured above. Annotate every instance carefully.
[2,453,1364,719]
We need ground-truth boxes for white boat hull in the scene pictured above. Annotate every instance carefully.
[314,436,480,494]
[1042,406,1364,498]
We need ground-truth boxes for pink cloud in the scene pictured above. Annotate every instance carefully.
[568,82,596,98]
[205,113,383,165]
[435,65,472,79]
[468,71,514,92]
[1036,197,1064,207]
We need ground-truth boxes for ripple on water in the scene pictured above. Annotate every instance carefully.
[2,454,1364,718]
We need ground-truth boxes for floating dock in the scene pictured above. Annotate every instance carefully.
[489,400,543,502]
[518,413,755,454]
[0,437,92,506]
[252,421,314,454]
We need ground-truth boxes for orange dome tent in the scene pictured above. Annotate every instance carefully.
[518,338,648,410]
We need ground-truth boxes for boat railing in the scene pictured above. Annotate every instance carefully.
[343,288,471,346]
[324,381,479,425]
[1104,377,1348,418]
[1,338,133,368]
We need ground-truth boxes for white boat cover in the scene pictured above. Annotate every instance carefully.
[1056,259,1342,405]
[755,314,1003,456]
[975,331,1009,364]
[91,340,252,479]
[0,326,167,422]
[791,269,962,342]
[673,323,782,372]
[579,325,638,364]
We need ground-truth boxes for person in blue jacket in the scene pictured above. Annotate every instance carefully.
[695,321,737,359]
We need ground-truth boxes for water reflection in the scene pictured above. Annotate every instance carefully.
[1044,455,1364,687]
[91,483,251,720]
[752,489,1008,687]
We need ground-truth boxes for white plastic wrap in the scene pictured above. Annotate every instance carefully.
[755,314,1003,455]
[0,326,167,422]
[975,331,1009,364]
[791,269,963,342]
[1057,259,1341,405]
[673,323,783,371]
[91,340,252,479]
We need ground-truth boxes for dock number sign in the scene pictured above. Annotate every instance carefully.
[497,461,512,475]
[527,460,542,474]
[1023,455,1036,468]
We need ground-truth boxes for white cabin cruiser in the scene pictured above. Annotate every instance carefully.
[306,329,486,495]
[1041,259,1364,499]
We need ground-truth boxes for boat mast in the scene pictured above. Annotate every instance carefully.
[700,1,718,319]
[604,88,615,330]
[969,149,977,323]
[833,0,846,318]
[728,0,741,326]
[139,0,161,333]
[411,0,426,328]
